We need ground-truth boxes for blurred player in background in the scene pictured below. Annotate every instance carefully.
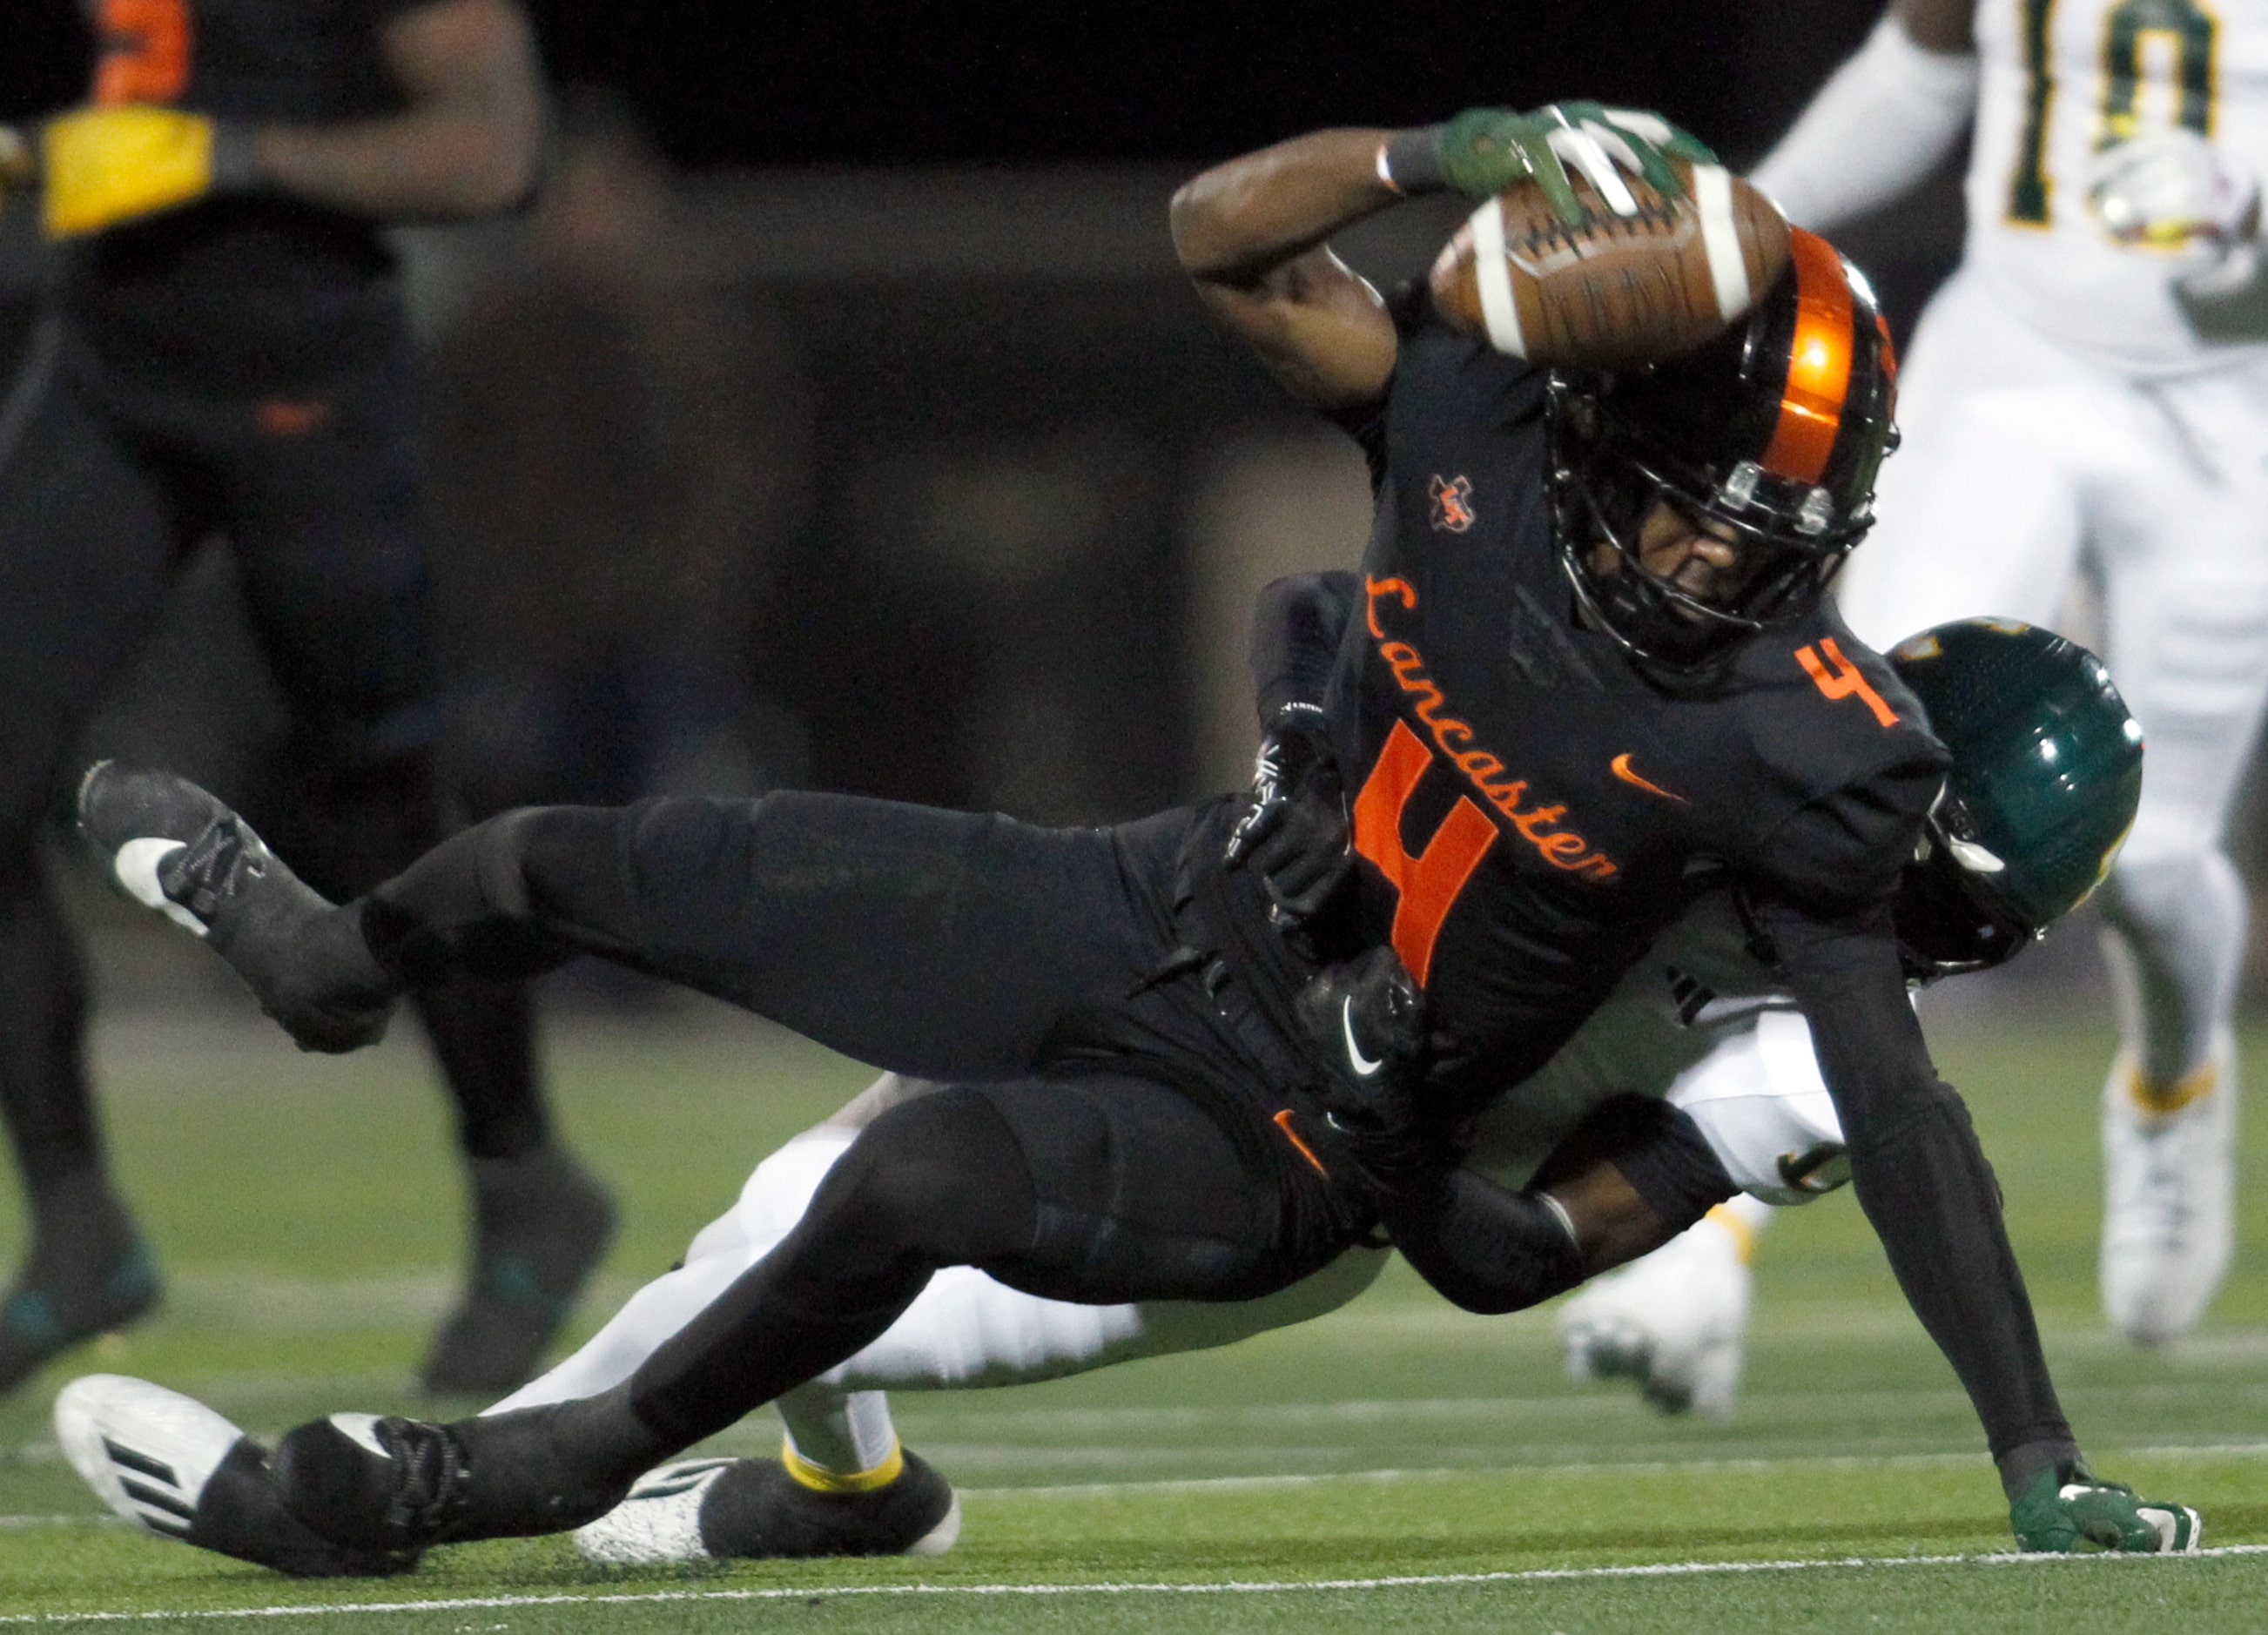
[1561,0,2268,1404]
[0,0,612,1396]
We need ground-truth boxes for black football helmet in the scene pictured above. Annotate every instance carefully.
[1887,619,2145,978]
[1550,228,1900,669]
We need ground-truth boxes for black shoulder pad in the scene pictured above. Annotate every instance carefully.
[1725,621,1949,913]
[1752,755,1945,914]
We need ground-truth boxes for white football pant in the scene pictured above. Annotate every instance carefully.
[1839,268,2268,1087]
[491,1036,1845,1470]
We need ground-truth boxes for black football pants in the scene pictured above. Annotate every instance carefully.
[356,793,1362,1450]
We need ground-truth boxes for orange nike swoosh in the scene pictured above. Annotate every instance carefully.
[1611,753,1686,804]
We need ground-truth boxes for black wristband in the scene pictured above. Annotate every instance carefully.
[1379,125,1448,196]
[209,120,264,196]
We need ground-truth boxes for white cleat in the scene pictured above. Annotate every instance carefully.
[1558,1209,1753,1420]
[56,1374,245,1542]
[574,1458,728,1565]
[2100,1032,2238,1345]
[53,1374,419,1577]
[576,1450,960,1564]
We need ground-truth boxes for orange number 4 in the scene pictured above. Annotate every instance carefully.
[96,0,192,106]
[1796,637,1899,728]
[1350,721,1497,987]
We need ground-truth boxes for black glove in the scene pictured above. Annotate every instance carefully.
[1223,703,1351,923]
[1296,945,1432,1184]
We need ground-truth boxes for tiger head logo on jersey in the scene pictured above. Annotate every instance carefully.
[1428,474,1477,533]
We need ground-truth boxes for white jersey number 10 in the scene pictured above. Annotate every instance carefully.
[2007,0,2219,226]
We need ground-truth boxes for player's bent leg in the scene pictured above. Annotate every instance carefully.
[359,796,1176,1080]
[526,1080,1387,1564]
[75,764,398,1053]
[2096,851,2246,1343]
[575,1250,1395,1569]
[273,738,618,1395]
[0,871,158,1392]
[420,1143,616,1396]
[2079,360,2268,1343]
[584,1238,1388,1564]
[55,1376,418,1577]
[273,1087,1045,1552]
[2099,848,2239,1344]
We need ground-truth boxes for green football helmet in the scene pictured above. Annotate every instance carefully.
[1886,618,2145,977]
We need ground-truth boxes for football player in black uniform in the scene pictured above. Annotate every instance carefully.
[63,104,2193,1559]
[0,0,611,1396]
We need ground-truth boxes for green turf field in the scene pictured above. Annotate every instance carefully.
[0,968,2264,1631]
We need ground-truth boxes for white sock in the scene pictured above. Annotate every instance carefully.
[1701,1193,1774,1263]
[776,1384,901,1481]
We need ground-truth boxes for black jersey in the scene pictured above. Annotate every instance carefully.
[61,0,429,378]
[1323,290,1948,1108]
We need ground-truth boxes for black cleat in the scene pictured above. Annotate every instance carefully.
[275,1399,649,1550]
[56,1376,420,1578]
[76,762,397,1053]
[0,1194,160,1395]
[420,1149,617,1396]
[273,1412,472,1555]
[573,1450,962,1564]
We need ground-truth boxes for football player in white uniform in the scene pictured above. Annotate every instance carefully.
[1726,0,2268,1349]
[56,619,2160,1566]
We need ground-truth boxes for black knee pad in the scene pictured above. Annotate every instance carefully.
[804,1087,1035,1269]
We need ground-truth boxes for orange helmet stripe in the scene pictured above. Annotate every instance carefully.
[1759,228,1854,486]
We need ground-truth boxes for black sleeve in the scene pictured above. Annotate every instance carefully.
[1366,1167,1586,1316]
[1758,894,2079,1498]
[1361,1099,1732,1315]
[1248,571,1358,725]
[1750,753,1946,917]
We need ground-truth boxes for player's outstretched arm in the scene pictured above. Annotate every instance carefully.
[35,0,542,238]
[1748,0,1977,232]
[240,0,545,221]
[1761,897,2198,1551]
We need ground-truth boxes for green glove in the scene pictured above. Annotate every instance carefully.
[2008,1460,2202,1553]
[1402,103,1715,226]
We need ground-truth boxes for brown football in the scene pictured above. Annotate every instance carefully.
[1429,157,1790,368]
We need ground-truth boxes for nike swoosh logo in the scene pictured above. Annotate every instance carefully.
[1342,997,1385,1077]
[1611,752,1686,804]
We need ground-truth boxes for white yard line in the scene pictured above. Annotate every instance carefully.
[8,1545,2268,1624]
[14,1433,2268,1501]
[973,1439,2268,1497]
